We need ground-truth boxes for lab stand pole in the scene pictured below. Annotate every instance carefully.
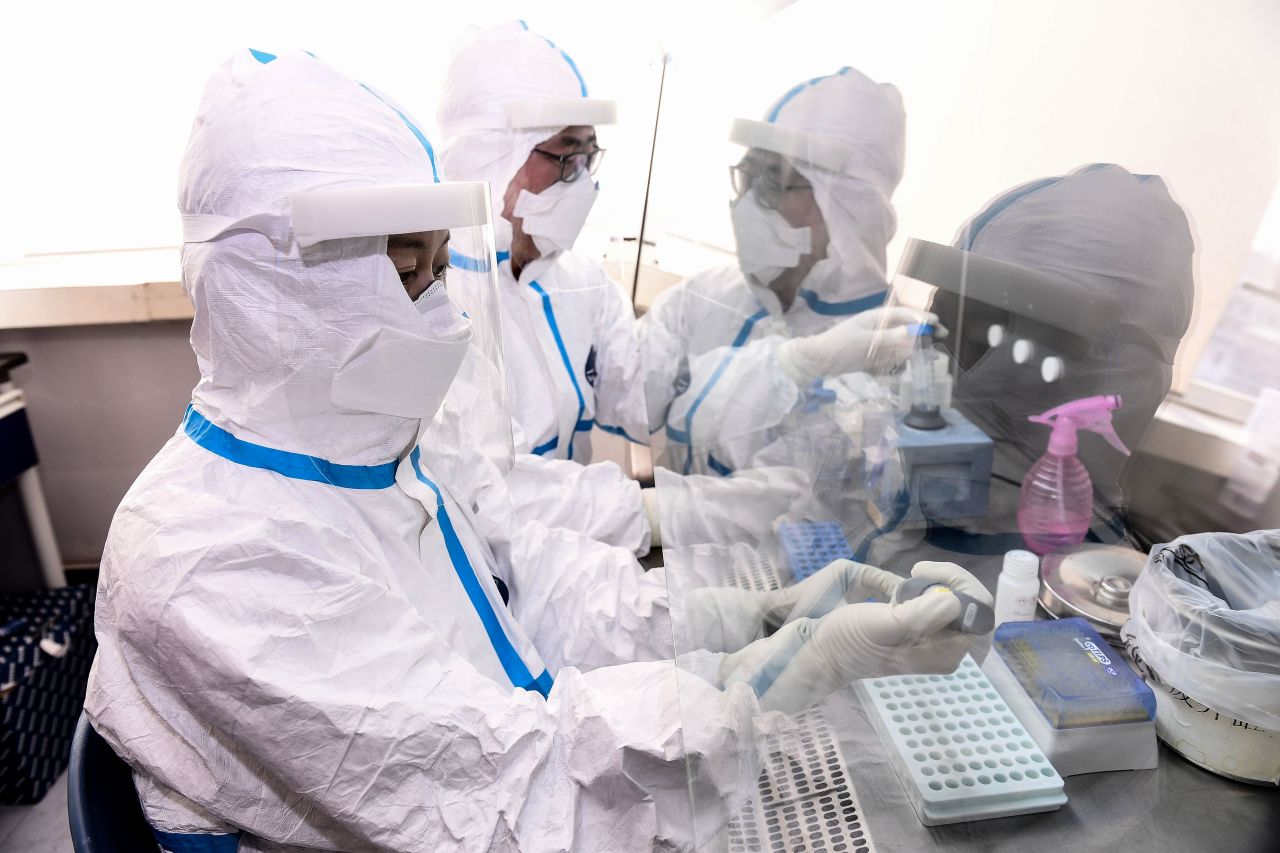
[17,462,66,588]
[0,368,67,589]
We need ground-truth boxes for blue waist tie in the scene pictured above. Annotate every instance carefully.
[151,827,241,852]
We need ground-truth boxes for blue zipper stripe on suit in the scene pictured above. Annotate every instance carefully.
[528,280,588,461]
[676,309,769,475]
[410,448,552,697]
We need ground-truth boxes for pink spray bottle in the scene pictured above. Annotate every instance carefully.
[1017,395,1130,554]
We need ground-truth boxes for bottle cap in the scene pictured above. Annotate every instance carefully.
[1002,549,1040,579]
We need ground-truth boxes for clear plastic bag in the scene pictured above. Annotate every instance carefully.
[1127,529,1280,729]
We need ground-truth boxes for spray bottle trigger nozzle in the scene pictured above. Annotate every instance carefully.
[1095,423,1131,456]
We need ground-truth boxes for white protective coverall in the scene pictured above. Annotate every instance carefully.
[84,49,773,853]
[438,21,649,463]
[641,67,907,477]
[436,21,652,556]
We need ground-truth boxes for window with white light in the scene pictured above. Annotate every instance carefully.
[1185,187,1280,420]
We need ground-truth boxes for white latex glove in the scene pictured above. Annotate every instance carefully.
[776,308,944,384]
[679,555,920,654]
[678,557,892,653]
[641,486,661,548]
[761,558,901,624]
[678,585,774,653]
[721,561,993,714]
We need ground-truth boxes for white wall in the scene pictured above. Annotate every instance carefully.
[0,2,626,255]
[0,322,199,564]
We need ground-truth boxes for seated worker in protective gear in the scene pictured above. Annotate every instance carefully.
[640,66,932,481]
[85,50,993,852]
[434,21,655,557]
[928,163,1195,525]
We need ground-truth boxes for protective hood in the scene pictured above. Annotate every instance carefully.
[731,66,906,315]
[437,20,616,255]
[927,163,1195,501]
[956,163,1194,362]
[179,48,474,467]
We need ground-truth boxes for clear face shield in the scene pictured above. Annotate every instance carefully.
[285,181,510,469]
[727,146,822,294]
[726,122,843,310]
[359,184,517,484]
[728,116,893,321]
[423,223,514,482]
[444,95,616,259]
[505,98,614,258]
[464,100,625,462]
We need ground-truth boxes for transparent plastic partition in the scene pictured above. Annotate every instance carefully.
[641,1,1280,849]
[645,5,960,847]
[654,229,1197,846]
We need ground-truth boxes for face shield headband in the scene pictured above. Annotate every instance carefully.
[183,181,499,421]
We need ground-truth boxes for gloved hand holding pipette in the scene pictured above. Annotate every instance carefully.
[775,307,948,383]
[676,558,902,653]
[764,558,904,623]
[677,557,983,652]
[717,561,993,714]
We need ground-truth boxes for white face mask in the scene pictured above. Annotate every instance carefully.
[512,177,599,257]
[730,189,812,286]
[330,264,474,420]
[414,278,471,340]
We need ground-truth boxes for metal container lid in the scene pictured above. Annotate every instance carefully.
[1038,544,1148,636]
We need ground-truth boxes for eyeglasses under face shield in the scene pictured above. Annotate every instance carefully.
[531,145,606,183]
[730,151,814,210]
